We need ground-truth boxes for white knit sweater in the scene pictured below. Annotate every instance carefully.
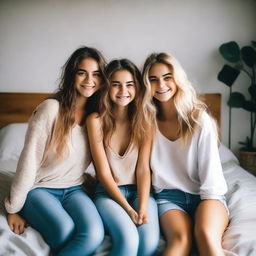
[5,99,91,213]
[151,112,227,200]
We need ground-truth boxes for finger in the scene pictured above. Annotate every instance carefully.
[137,215,143,225]
[13,224,20,234]
[19,224,25,234]
[9,223,14,232]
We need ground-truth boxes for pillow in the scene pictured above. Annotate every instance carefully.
[219,143,239,165]
[0,123,28,161]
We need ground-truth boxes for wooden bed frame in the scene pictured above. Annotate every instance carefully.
[0,92,221,129]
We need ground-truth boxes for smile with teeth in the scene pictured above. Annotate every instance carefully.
[117,95,130,99]
[156,88,171,94]
[81,84,95,88]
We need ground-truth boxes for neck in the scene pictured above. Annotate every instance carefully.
[113,106,129,123]
[157,99,177,121]
[75,96,88,110]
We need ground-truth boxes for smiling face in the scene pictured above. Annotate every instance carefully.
[148,63,177,102]
[109,70,136,107]
[75,57,102,98]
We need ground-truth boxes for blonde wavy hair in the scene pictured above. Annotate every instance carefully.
[142,52,218,143]
[100,59,153,147]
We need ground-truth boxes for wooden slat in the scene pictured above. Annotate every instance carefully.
[0,92,221,129]
[0,93,51,128]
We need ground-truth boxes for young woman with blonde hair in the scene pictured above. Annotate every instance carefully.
[142,52,229,256]
[5,46,106,256]
[87,59,160,256]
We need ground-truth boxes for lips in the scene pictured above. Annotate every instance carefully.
[156,88,170,94]
[117,96,130,99]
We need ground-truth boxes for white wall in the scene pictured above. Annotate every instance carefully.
[0,0,255,152]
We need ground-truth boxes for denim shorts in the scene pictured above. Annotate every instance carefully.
[155,189,228,217]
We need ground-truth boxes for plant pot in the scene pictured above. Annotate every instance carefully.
[238,150,256,176]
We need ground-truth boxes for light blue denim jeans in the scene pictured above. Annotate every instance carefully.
[20,185,104,256]
[94,184,160,256]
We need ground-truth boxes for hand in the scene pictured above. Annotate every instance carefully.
[137,210,149,225]
[7,213,27,235]
[127,208,139,225]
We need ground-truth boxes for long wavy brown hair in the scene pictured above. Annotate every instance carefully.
[142,52,218,144]
[100,59,149,147]
[47,46,107,159]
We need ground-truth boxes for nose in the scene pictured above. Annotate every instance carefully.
[158,78,165,88]
[120,85,127,93]
[84,73,93,84]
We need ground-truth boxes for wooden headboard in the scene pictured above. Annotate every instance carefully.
[0,92,221,129]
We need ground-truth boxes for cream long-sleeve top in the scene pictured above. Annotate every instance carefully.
[150,112,227,200]
[5,99,91,214]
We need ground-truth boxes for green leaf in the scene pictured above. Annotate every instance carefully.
[241,46,256,67]
[218,65,240,87]
[248,84,256,99]
[228,92,245,108]
[219,41,240,62]
[243,100,256,112]
[252,41,256,47]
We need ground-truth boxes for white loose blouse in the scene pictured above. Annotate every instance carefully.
[150,112,227,200]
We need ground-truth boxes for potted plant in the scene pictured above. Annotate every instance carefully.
[217,40,256,174]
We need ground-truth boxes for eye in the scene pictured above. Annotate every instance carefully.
[76,70,86,76]
[164,76,172,81]
[127,82,134,87]
[111,82,120,87]
[149,78,157,82]
[93,72,101,77]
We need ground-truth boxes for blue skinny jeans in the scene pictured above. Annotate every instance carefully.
[94,184,160,256]
[20,185,104,256]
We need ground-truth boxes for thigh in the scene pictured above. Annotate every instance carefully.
[94,194,138,238]
[20,188,74,249]
[160,209,192,243]
[62,187,104,233]
[194,199,229,238]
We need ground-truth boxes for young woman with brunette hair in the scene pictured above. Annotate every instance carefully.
[142,52,229,256]
[87,59,159,256]
[5,46,106,256]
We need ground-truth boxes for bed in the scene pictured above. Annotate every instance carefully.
[0,92,256,256]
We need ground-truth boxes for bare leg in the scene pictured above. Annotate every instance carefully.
[194,200,229,256]
[160,209,192,256]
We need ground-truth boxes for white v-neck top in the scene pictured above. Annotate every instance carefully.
[105,142,138,185]
[150,112,227,200]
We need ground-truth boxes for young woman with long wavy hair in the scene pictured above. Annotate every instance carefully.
[87,59,160,256]
[142,52,229,256]
[5,46,107,256]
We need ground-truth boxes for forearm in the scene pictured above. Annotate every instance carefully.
[136,167,151,212]
[98,173,133,213]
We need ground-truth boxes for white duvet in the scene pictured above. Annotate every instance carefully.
[0,145,256,256]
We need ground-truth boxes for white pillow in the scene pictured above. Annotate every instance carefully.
[219,143,239,165]
[0,123,28,161]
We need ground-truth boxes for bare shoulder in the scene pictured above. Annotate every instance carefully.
[86,112,102,129]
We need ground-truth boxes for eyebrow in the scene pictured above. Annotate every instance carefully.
[111,80,134,83]
[76,69,100,73]
[149,72,172,78]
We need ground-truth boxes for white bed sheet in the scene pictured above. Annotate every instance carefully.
[1,147,256,256]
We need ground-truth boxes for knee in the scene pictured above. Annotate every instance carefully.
[85,223,105,251]
[194,225,215,245]
[169,231,192,248]
[114,230,139,255]
[138,233,160,256]
[50,219,75,251]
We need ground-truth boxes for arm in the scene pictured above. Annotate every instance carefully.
[136,128,152,225]
[198,113,227,200]
[86,114,138,224]
[5,100,57,217]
